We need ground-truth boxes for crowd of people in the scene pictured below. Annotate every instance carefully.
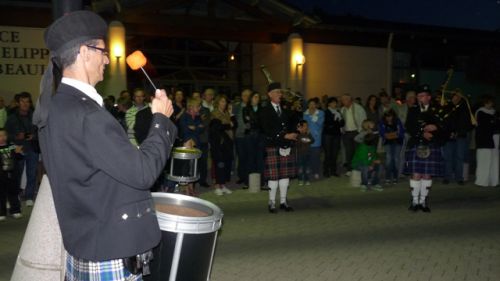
[1,82,499,219]
[99,83,499,201]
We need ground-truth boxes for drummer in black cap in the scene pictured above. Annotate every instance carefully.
[258,82,298,213]
[403,84,444,213]
[33,10,177,280]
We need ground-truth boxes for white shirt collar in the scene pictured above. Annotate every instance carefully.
[61,77,103,107]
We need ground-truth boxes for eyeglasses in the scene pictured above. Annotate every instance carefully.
[85,45,109,57]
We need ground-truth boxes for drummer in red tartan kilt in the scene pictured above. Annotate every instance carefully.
[404,84,444,213]
[259,82,298,213]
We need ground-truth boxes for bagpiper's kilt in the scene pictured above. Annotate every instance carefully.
[65,253,142,281]
[403,145,443,176]
[264,146,296,181]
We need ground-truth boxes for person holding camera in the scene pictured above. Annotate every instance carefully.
[5,91,39,207]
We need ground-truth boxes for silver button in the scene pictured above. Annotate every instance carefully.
[154,123,160,129]
[122,213,128,220]
[82,97,87,101]
[167,131,170,135]
[137,213,142,218]
[146,208,151,213]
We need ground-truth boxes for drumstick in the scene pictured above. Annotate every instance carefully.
[126,50,157,90]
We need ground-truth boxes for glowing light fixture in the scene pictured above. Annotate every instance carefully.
[294,53,305,66]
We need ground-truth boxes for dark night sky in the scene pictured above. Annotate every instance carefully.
[285,0,500,31]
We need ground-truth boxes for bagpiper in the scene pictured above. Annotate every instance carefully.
[404,85,444,212]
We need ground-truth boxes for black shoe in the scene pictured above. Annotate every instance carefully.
[199,182,210,188]
[333,173,340,177]
[421,205,431,213]
[241,185,249,190]
[408,204,419,212]
[323,171,330,178]
[236,179,244,184]
[261,186,271,191]
[457,180,465,186]
[280,203,294,212]
[268,204,278,214]
[442,179,450,185]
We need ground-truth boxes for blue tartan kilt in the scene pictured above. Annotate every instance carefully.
[264,147,296,181]
[65,253,142,281]
[403,145,443,176]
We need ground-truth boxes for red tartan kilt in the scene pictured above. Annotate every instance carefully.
[264,147,296,180]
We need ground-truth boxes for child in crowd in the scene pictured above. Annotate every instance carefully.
[296,120,315,186]
[354,119,377,144]
[352,127,382,192]
[379,109,405,184]
[0,128,23,220]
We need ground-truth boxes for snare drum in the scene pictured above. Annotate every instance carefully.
[167,147,202,183]
[146,193,223,281]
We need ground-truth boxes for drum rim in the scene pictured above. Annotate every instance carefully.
[152,192,223,221]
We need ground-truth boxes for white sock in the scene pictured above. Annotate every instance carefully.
[409,179,421,205]
[278,178,290,204]
[268,180,278,205]
[420,179,432,206]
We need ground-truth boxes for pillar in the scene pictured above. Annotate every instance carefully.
[286,33,305,98]
[99,21,127,98]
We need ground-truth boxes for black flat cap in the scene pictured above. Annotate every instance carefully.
[267,82,282,93]
[416,84,431,95]
[45,10,107,54]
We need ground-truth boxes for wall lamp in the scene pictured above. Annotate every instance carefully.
[294,54,305,66]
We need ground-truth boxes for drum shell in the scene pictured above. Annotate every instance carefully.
[168,147,202,183]
[146,193,223,281]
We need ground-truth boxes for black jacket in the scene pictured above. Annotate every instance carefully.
[38,84,177,261]
[258,102,297,148]
[405,104,444,147]
[208,118,234,162]
[323,109,345,136]
[475,110,500,149]
[134,107,153,145]
[442,101,474,140]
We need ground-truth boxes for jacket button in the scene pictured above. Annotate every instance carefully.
[137,213,142,218]
[122,213,128,220]
[146,208,151,213]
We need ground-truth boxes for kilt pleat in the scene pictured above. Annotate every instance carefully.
[264,147,296,180]
[403,146,443,176]
[65,253,142,281]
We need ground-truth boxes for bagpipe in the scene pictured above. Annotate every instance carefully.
[437,66,477,126]
[260,65,303,104]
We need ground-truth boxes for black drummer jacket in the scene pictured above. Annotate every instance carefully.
[259,102,298,148]
[405,103,444,148]
[37,83,177,261]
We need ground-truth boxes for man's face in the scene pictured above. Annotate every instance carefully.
[451,94,461,105]
[83,40,109,86]
[417,92,431,105]
[241,90,251,104]
[19,97,31,112]
[268,89,282,104]
[340,96,352,107]
[134,90,145,106]
[406,95,416,106]
[175,91,184,103]
[203,89,215,103]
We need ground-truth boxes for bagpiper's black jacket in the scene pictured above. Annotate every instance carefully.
[38,83,177,261]
[405,103,444,148]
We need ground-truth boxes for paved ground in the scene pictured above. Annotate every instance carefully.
[1,176,500,281]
